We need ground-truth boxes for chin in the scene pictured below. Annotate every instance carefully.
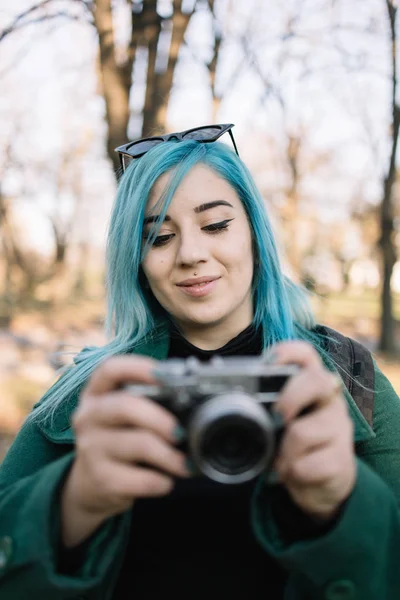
[180,308,228,327]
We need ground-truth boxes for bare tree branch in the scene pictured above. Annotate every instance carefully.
[0,37,33,77]
[241,35,285,110]
[0,0,94,43]
[1,0,55,36]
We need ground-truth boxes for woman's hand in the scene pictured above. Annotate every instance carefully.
[270,341,356,523]
[61,355,190,546]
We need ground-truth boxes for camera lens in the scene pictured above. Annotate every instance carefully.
[201,416,265,475]
[189,392,276,484]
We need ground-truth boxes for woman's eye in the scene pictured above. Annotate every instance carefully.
[143,218,234,247]
[152,234,174,247]
[203,218,234,233]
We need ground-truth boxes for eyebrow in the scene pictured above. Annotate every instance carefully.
[143,200,234,225]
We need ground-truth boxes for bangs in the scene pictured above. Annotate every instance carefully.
[140,143,208,258]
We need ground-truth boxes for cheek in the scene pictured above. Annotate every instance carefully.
[224,236,253,271]
[142,256,168,288]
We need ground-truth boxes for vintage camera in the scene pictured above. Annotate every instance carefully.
[126,356,299,484]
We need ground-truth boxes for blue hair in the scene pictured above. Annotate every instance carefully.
[31,140,323,425]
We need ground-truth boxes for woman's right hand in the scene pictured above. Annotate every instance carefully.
[61,355,190,547]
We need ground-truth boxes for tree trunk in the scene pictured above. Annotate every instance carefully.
[94,0,132,174]
[283,134,302,278]
[0,192,14,326]
[142,1,162,136]
[94,0,195,161]
[142,0,193,136]
[154,0,192,130]
[207,0,222,122]
[379,1,399,353]
[73,242,90,298]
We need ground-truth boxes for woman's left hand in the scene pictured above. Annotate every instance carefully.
[270,340,357,523]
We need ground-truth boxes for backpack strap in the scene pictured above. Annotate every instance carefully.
[314,325,375,428]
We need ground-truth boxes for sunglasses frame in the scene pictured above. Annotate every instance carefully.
[115,123,239,172]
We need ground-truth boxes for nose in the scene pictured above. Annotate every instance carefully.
[175,228,209,269]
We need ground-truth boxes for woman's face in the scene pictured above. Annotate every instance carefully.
[141,165,254,346]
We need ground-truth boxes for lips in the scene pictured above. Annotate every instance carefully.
[176,276,220,287]
[176,277,219,297]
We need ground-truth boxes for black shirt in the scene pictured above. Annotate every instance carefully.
[112,324,288,599]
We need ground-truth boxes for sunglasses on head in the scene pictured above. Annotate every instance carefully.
[114,123,239,172]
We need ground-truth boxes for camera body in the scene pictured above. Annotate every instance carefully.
[126,356,299,484]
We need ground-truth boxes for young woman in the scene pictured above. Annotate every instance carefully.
[1,124,400,600]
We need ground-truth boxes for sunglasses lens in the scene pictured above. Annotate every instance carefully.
[128,138,164,157]
[183,126,223,141]
[120,138,165,170]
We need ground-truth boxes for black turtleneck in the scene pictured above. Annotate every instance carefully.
[112,323,288,599]
[168,321,263,360]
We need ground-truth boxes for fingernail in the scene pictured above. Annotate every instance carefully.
[263,348,278,363]
[271,401,283,416]
[151,368,164,380]
[172,424,186,443]
[271,407,285,426]
[264,470,281,485]
[185,457,197,475]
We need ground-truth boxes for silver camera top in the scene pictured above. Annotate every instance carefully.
[152,354,299,379]
[125,355,299,409]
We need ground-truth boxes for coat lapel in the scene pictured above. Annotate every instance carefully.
[38,328,170,444]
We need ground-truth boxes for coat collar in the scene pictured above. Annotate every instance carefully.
[343,386,375,443]
[318,349,375,444]
[38,329,375,445]
[38,329,170,444]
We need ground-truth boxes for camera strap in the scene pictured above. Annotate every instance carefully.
[314,325,375,429]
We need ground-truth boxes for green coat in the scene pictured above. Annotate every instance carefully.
[1,331,400,600]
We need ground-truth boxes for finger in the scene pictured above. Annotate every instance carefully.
[267,340,322,369]
[101,461,175,499]
[278,402,339,465]
[84,355,159,396]
[105,429,190,478]
[275,446,333,484]
[287,446,353,485]
[279,444,354,486]
[275,366,344,423]
[74,391,180,444]
[127,466,176,497]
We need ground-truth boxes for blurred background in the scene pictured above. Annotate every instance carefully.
[1,0,400,460]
